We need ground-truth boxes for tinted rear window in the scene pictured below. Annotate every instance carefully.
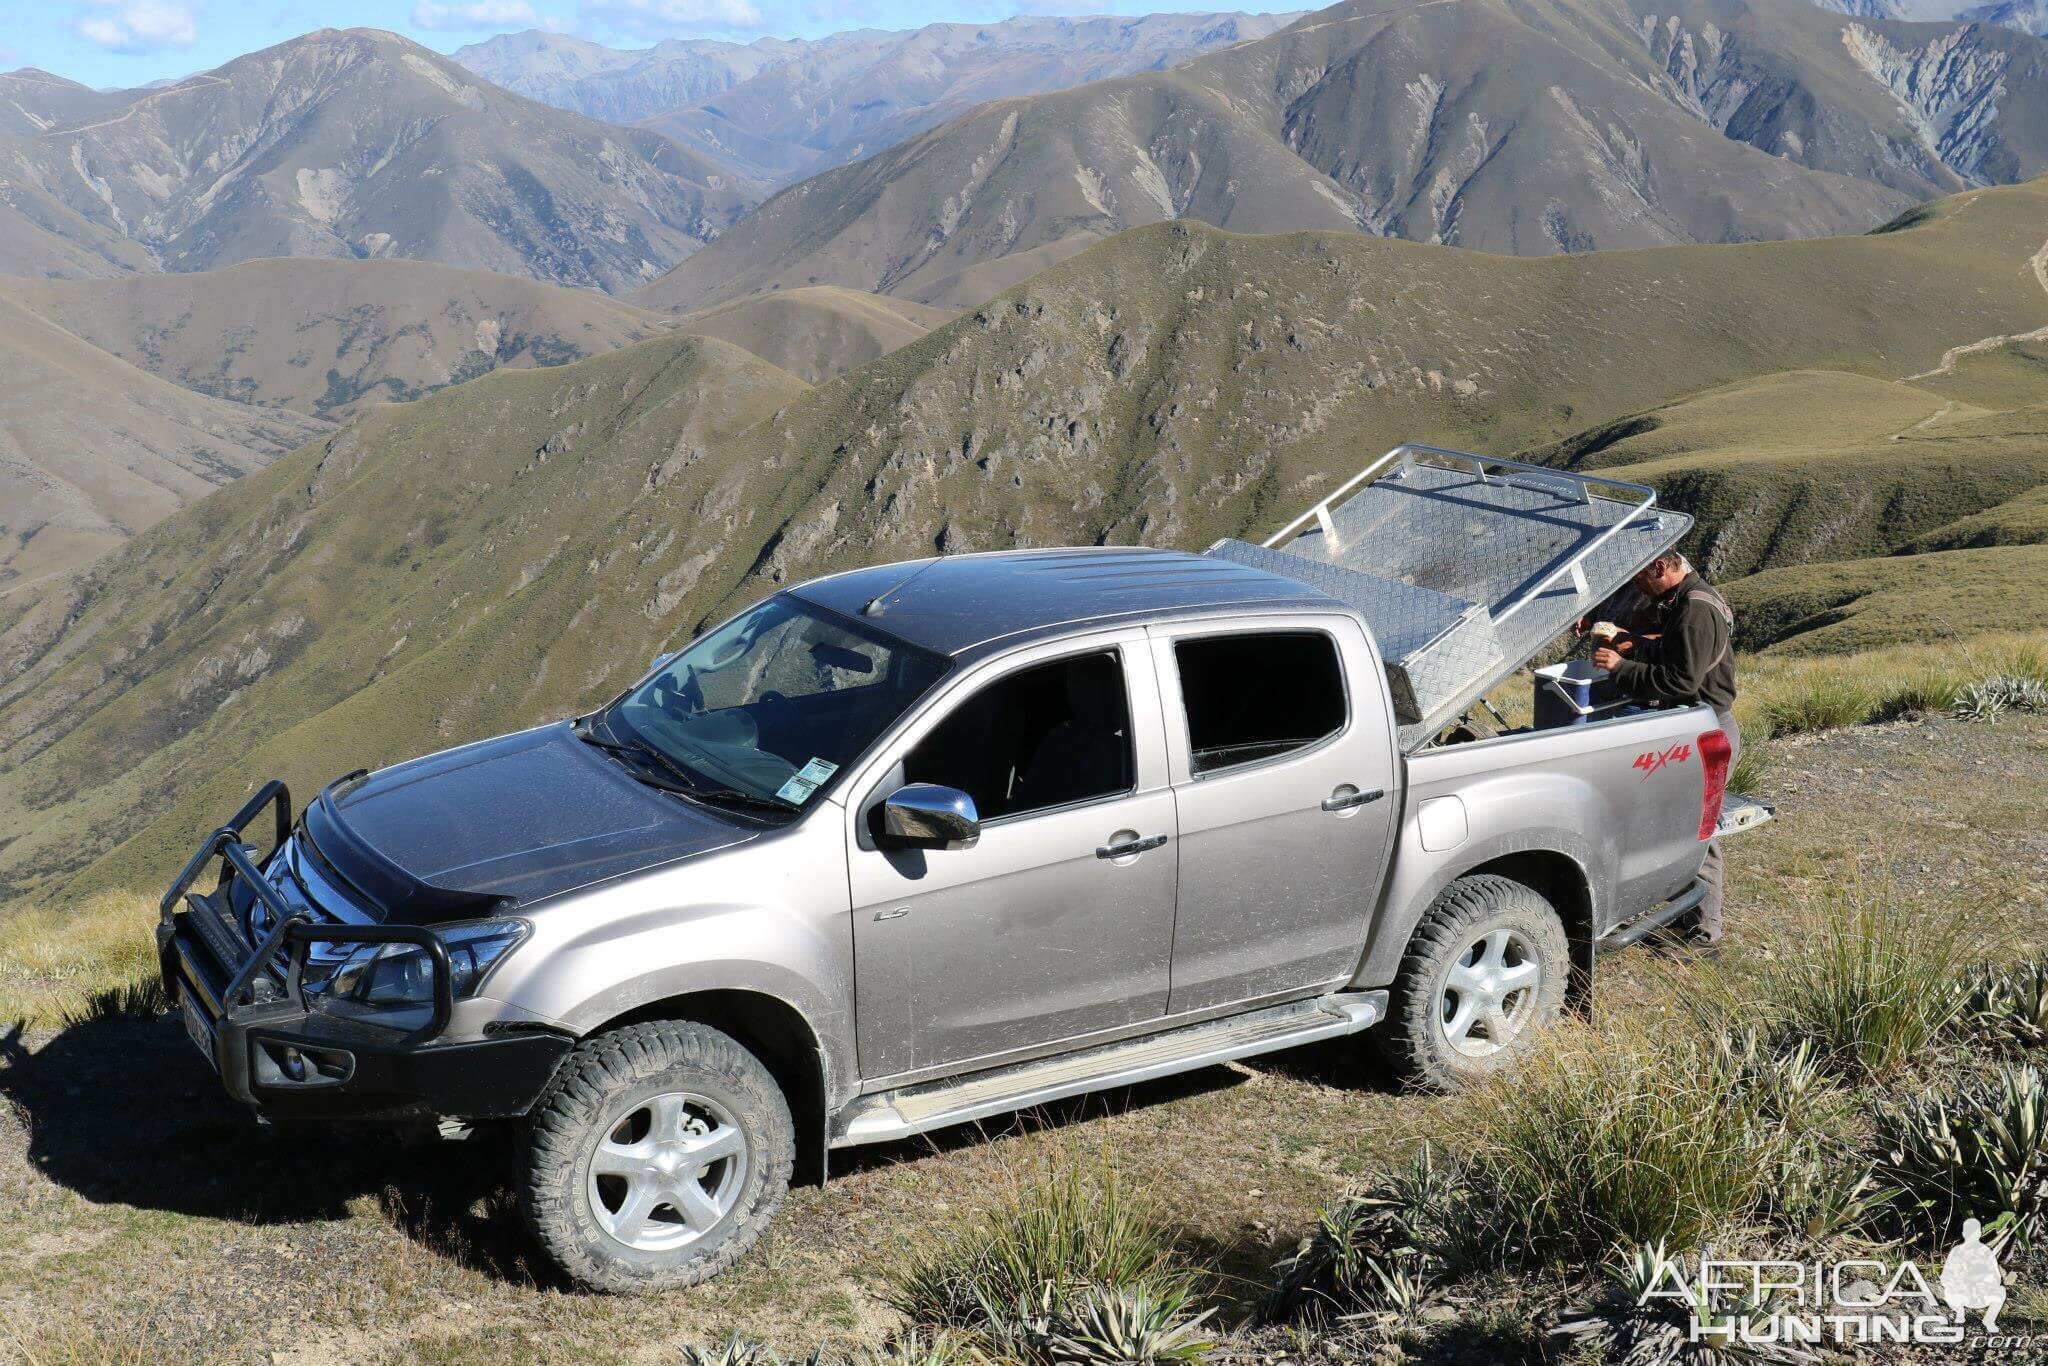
[1175,632,1345,774]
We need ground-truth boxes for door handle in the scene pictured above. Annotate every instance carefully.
[1096,834,1168,859]
[1321,787,1385,812]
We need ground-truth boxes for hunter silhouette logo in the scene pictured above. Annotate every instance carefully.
[1941,1220,2007,1330]
[1641,1220,2030,1348]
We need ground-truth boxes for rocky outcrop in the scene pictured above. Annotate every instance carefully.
[1841,22,2011,183]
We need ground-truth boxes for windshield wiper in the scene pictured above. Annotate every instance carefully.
[678,786,799,814]
[574,719,699,789]
[575,718,796,815]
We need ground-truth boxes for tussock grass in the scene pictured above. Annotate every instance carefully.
[1752,884,1978,1081]
[887,1151,1192,1326]
[1458,1018,1796,1262]
[0,890,161,1028]
[1728,716,1772,792]
[1756,674,1872,737]
[1735,629,2048,740]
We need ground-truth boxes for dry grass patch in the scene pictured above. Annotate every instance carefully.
[1736,630,2048,739]
[0,890,160,1027]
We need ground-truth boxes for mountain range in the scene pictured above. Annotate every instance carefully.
[0,29,758,290]
[634,0,2048,310]
[1813,0,2048,35]
[3,172,2044,907]
[454,14,1303,188]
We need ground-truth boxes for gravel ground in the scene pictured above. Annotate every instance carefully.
[1,716,2043,1363]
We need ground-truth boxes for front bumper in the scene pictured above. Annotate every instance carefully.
[159,780,570,1123]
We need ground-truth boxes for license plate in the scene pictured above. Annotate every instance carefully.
[180,990,217,1071]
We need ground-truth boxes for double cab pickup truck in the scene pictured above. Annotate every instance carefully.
[160,447,1768,1291]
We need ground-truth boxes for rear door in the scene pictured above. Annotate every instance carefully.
[846,630,1178,1080]
[1148,615,1400,1015]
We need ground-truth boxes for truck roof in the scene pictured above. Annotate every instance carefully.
[788,547,1332,657]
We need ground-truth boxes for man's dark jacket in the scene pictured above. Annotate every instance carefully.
[1610,571,1736,715]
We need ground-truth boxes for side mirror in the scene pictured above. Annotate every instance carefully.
[879,783,980,851]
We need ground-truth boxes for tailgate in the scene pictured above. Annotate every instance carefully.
[1716,791,1775,838]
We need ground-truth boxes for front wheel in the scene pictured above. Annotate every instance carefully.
[1378,874,1569,1090]
[519,1021,794,1292]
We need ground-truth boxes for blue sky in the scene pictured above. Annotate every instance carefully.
[5,1,1298,90]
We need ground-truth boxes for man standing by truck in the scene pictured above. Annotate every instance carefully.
[1591,551,1738,947]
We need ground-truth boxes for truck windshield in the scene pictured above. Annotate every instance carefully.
[599,595,949,811]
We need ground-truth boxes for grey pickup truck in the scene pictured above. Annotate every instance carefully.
[159,446,1769,1292]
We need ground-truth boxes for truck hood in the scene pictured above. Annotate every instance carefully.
[306,722,759,919]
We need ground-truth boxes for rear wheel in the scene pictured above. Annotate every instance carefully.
[1379,874,1569,1090]
[519,1021,793,1292]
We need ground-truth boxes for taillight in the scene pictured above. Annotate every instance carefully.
[1697,728,1731,840]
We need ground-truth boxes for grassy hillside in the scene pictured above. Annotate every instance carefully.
[1727,545,2048,654]
[0,295,327,602]
[4,175,2048,909]
[7,260,670,420]
[669,286,957,382]
[1535,371,2048,573]
[0,333,807,903]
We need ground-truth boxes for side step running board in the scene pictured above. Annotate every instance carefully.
[1599,879,1707,952]
[832,991,1388,1149]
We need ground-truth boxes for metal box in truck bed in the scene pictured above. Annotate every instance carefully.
[1208,445,1692,750]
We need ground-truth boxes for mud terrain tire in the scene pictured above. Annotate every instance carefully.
[520,1021,793,1293]
[1378,874,1569,1091]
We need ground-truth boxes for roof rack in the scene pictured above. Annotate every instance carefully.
[1208,444,1691,750]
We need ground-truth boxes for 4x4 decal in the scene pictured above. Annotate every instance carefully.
[1633,742,1692,779]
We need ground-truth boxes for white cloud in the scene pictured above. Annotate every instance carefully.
[412,0,542,30]
[75,0,199,54]
[579,0,764,38]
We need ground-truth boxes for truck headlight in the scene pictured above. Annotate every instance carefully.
[304,920,528,1011]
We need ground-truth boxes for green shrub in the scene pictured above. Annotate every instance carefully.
[1028,1285,1216,1364]
[682,1336,813,1366]
[57,976,168,1029]
[1880,1063,2048,1250]
[1261,1145,1476,1325]
[1716,1029,1883,1240]
[885,1154,1196,1348]
[855,1333,986,1365]
[1954,681,2011,723]
[1955,675,2048,722]
[1461,1022,1795,1262]
[1757,674,1875,737]
[1965,961,2048,1051]
[1754,886,1971,1081]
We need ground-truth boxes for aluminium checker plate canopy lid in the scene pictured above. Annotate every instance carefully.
[1208,444,1692,751]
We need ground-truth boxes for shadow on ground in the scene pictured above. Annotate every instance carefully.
[0,1012,555,1285]
[1,1011,1403,1290]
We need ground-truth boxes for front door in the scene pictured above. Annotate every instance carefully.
[847,633,1177,1081]
[1148,616,1399,1014]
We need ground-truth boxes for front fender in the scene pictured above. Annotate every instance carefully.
[481,815,858,1109]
